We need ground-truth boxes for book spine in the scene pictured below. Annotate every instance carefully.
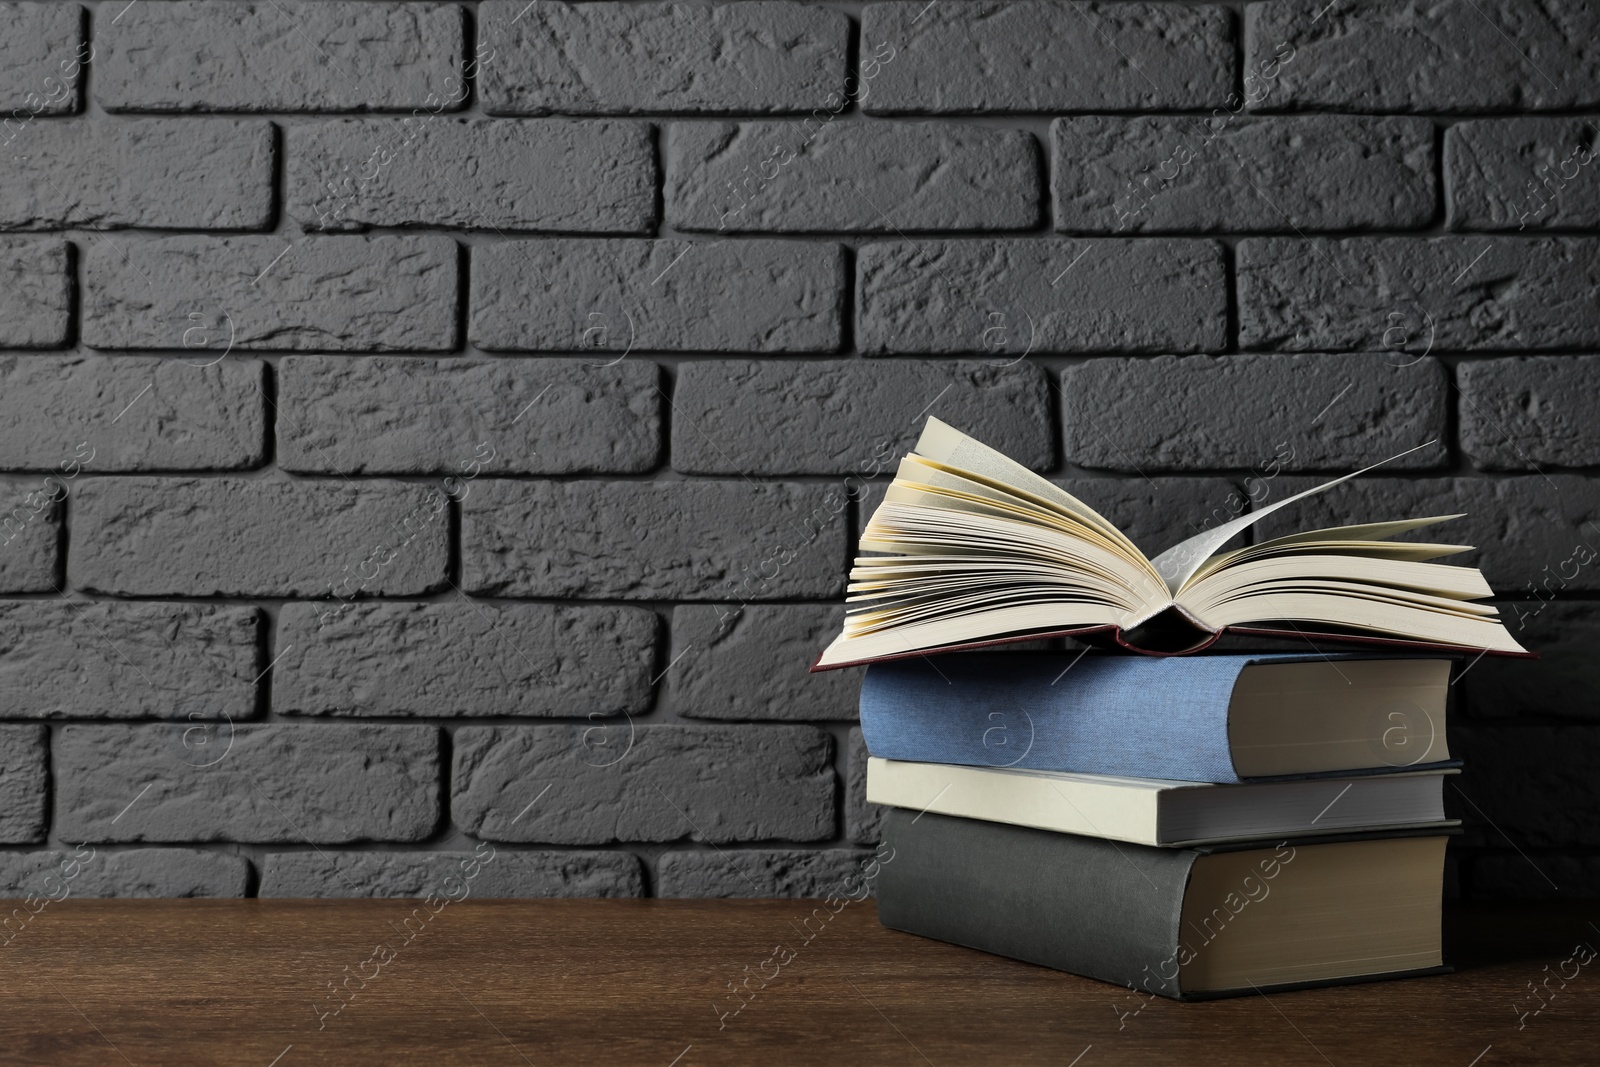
[877,809,1198,998]
[859,654,1244,782]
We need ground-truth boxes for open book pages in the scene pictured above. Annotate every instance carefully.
[814,419,1529,669]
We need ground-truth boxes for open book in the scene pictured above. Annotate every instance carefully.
[813,419,1531,670]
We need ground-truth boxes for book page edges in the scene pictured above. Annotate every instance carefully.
[809,624,1539,672]
[1148,441,1442,594]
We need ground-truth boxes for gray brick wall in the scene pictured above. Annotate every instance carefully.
[0,0,1595,900]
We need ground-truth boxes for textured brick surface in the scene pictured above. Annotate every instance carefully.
[83,235,458,352]
[0,477,62,593]
[858,239,1226,354]
[666,122,1040,232]
[260,849,644,898]
[0,0,1591,899]
[70,477,451,597]
[275,602,657,717]
[1238,238,1600,351]
[1454,727,1600,848]
[471,239,843,352]
[1446,119,1600,230]
[480,0,847,115]
[2,119,272,229]
[1246,0,1600,112]
[98,0,464,113]
[289,119,654,232]
[669,606,858,721]
[0,849,249,898]
[846,728,884,846]
[1468,854,1600,898]
[0,356,265,472]
[1462,603,1600,720]
[0,725,47,843]
[462,481,847,600]
[1253,476,1600,593]
[0,238,70,347]
[672,361,1052,475]
[452,725,835,843]
[277,357,660,475]
[1051,479,1245,555]
[862,2,1232,113]
[1061,354,1449,471]
[56,724,439,843]
[0,2,83,113]
[1459,357,1600,469]
[0,602,258,720]
[1054,116,1435,232]
[657,849,876,897]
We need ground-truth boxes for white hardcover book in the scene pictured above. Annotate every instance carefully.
[866,757,1459,848]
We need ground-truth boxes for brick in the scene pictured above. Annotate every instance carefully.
[1468,854,1600,898]
[1054,116,1435,233]
[452,725,835,843]
[671,361,1052,475]
[277,357,660,475]
[0,2,83,113]
[666,121,1040,233]
[462,481,847,600]
[0,849,249,899]
[1446,119,1600,231]
[860,2,1232,114]
[656,849,877,898]
[0,238,69,347]
[471,239,842,353]
[1461,603,1600,721]
[69,477,450,597]
[479,0,847,115]
[1066,479,1252,557]
[858,239,1226,354]
[274,602,657,718]
[3,119,271,229]
[1061,354,1449,472]
[1459,357,1600,469]
[56,724,439,843]
[846,728,884,846]
[1454,727,1600,848]
[0,356,265,471]
[288,119,654,233]
[260,849,644,898]
[1246,0,1600,112]
[83,235,458,352]
[98,0,465,113]
[0,725,46,843]
[0,477,61,592]
[0,602,259,720]
[669,606,858,721]
[1237,238,1600,352]
[1252,475,1600,594]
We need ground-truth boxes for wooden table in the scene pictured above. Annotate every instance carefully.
[1,898,1594,1065]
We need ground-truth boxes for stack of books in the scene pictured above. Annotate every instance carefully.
[813,420,1531,1000]
[860,650,1460,999]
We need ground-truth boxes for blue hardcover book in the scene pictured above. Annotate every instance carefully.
[858,652,1457,783]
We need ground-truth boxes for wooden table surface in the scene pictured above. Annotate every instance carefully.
[1,897,1595,1065]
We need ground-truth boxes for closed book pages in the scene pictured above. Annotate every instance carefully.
[877,809,1450,1000]
[867,758,1457,847]
[860,652,1454,783]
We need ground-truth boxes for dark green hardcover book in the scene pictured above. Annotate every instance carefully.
[877,808,1451,1000]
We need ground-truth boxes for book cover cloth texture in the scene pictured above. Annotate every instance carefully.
[862,651,1362,783]
[877,809,1450,1000]
[878,808,1197,997]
